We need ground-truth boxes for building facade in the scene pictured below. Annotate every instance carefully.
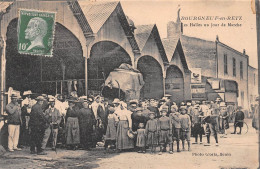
[248,65,258,107]
[165,9,254,109]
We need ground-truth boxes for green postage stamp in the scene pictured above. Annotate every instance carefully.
[18,9,56,57]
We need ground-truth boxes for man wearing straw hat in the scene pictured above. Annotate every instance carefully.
[6,93,22,152]
[41,96,61,151]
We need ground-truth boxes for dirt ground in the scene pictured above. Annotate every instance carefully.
[0,119,258,169]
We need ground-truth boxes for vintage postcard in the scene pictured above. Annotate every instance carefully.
[0,0,258,169]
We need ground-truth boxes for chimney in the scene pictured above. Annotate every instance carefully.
[167,7,182,39]
[216,35,219,42]
[243,49,246,55]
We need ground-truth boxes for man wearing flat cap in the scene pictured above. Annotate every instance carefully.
[6,94,22,152]
[29,96,48,155]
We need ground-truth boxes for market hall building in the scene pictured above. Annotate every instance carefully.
[0,0,256,115]
[0,0,193,115]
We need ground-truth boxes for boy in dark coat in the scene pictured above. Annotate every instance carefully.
[158,106,173,155]
[169,105,181,152]
[231,107,245,134]
[179,106,191,151]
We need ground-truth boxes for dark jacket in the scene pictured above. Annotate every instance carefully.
[29,103,47,128]
[44,107,61,124]
[235,111,245,121]
[6,102,22,125]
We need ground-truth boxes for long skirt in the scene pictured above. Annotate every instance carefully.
[105,120,117,141]
[116,120,134,150]
[66,117,80,145]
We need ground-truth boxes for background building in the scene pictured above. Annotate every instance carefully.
[165,8,255,109]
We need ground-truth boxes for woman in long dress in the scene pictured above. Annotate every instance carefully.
[78,100,96,150]
[65,99,80,150]
[115,102,134,151]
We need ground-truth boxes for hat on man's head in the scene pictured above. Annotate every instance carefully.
[10,93,18,99]
[42,94,47,98]
[179,106,187,111]
[49,97,55,102]
[112,98,120,104]
[136,107,143,111]
[171,105,178,111]
[196,101,201,104]
[129,99,138,105]
[36,96,45,101]
[79,96,88,103]
[67,96,78,103]
[23,90,32,96]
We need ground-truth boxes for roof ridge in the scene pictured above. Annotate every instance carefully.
[80,1,119,33]
[135,25,155,50]
[182,34,215,43]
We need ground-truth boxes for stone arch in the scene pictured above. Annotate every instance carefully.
[0,1,88,57]
[5,18,84,95]
[137,55,164,99]
[88,41,132,93]
[165,65,184,104]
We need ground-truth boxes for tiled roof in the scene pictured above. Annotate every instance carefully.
[135,24,154,50]
[135,24,168,63]
[180,35,216,77]
[0,2,13,13]
[162,38,189,72]
[162,37,179,62]
[79,1,119,33]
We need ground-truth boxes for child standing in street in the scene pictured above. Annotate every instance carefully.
[145,112,158,153]
[136,123,146,153]
[180,106,191,151]
[169,105,181,152]
[158,106,173,155]
[104,104,118,150]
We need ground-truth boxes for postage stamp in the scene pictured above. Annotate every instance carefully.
[17,9,56,57]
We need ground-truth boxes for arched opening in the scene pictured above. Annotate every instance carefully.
[165,65,184,104]
[88,41,132,95]
[137,55,163,99]
[6,18,84,96]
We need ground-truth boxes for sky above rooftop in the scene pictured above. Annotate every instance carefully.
[97,0,257,68]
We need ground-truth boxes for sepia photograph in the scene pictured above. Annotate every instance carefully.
[0,0,259,168]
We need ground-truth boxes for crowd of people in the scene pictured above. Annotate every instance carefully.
[4,90,258,155]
